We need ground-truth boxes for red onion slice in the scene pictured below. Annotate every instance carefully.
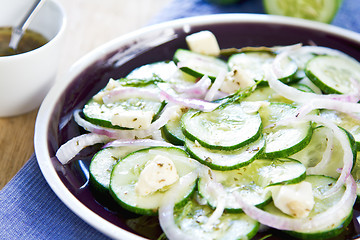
[159,87,220,112]
[296,98,360,119]
[55,133,111,164]
[272,44,302,78]
[300,115,354,197]
[204,70,226,101]
[158,171,199,240]
[267,63,360,105]
[269,45,360,107]
[172,75,212,98]
[306,128,334,175]
[199,166,227,229]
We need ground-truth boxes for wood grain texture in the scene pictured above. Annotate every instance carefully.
[0,0,171,189]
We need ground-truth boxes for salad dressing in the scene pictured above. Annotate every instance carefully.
[0,27,48,56]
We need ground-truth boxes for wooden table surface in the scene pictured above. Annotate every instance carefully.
[0,0,171,189]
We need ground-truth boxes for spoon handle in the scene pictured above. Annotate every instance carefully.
[9,0,47,50]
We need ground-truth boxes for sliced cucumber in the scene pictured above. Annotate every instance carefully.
[89,146,144,195]
[126,60,197,85]
[111,76,165,88]
[228,52,273,83]
[259,103,313,158]
[264,175,352,239]
[305,55,360,94]
[173,48,228,80]
[228,51,298,84]
[83,94,165,129]
[109,147,198,215]
[89,146,144,209]
[173,194,259,240]
[320,109,360,151]
[243,83,314,103]
[181,102,262,150]
[243,85,292,103]
[184,136,265,171]
[263,0,342,23]
[351,152,360,200]
[162,107,188,146]
[198,158,306,212]
[290,125,357,178]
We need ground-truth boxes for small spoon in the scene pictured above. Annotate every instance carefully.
[8,0,47,51]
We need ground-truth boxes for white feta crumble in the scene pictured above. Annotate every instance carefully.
[185,30,220,56]
[111,109,154,129]
[271,181,315,218]
[135,155,179,196]
[93,78,121,102]
[220,67,256,94]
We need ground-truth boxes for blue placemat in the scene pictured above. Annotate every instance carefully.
[1,0,359,239]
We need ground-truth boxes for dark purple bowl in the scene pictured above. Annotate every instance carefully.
[34,14,360,240]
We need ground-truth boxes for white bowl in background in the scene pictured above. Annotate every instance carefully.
[0,0,66,117]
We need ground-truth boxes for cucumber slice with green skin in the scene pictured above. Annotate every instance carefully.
[264,175,352,240]
[198,158,306,213]
[243,85,293,103]
[162,107,188,146]
[182,102,262,150]
[173,194,259,240]
[173,48,228,81]
[320,109,360,151]
[109,147,198,215]
[126,60,197,85]
[305,55,360,94]
[162,120,186,146]
[111,76,166,88]
[263,0,342,23]
[243,83,314,103]
[89,146,144,209]
[290,125,357,178]
[89,146,144,195]
[184,135,265,171]
[83,96,165,129]
[228,51,298,84]
[259,103,313,158]
[351,152,360,201]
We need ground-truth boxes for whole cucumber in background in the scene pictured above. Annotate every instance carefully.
[263,0,343,23]
[206,0,343,24]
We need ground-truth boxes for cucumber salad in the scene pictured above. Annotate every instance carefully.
[56,30,360,240]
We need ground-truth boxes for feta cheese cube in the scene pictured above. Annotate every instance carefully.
[271,181,315,218]
[93,78,121,102]
[111,109,154,129]
[220,67,256,94]
[186,31,220,56]
[135,155,179,196]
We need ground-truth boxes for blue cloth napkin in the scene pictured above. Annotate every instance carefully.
[1,0,359,239]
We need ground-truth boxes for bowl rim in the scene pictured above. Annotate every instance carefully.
[34,13,360,240]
